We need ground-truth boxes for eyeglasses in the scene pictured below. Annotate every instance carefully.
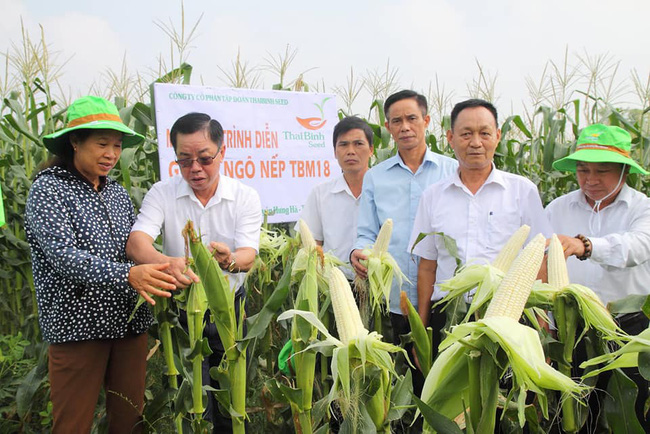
[175,152,219,168]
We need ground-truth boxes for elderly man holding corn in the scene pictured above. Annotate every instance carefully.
[409,99,551,355]
[126,112,262,432]
[546,123,650,429]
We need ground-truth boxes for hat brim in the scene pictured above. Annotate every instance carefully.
[552,149,649,175]
[42,120,144,156]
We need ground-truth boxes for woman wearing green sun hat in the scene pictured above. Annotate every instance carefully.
[24,96,178,433]
[546,123,650,429]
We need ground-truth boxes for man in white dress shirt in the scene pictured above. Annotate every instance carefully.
[409,99,550,354]
[126,112,262,432]
[297,116,373,280]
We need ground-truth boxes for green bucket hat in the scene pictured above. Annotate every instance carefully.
[552,124,648,175]
[42,95,144,156]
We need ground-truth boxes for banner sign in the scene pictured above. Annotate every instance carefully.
[153,83,338,223]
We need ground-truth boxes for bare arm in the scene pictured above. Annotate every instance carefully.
[417,258,437,327]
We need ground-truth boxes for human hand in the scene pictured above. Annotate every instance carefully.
[128,263,177,305]
[167,256,200,289]
[556,235,585,258]
[209,241,232,269]
[350,249,368,279]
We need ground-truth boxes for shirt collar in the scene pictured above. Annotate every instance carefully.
[175,175,235,206]
[329,175,348,193]
[571,184,632,210]
[444,163,502,191]
[388,148,442,171]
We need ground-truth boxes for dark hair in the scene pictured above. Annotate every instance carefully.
[450,99,498,129]
[38,129,93,171]
[384,90,428,119]
[332,116,373,149]
[169,112,224,151]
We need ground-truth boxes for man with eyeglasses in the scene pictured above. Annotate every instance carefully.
[126,112,261,431]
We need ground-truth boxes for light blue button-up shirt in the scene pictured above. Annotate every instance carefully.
[354,149,458,313]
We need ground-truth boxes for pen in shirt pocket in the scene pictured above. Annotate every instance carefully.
[488,211,494,223]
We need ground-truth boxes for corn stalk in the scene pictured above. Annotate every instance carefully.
[183,221,246,434]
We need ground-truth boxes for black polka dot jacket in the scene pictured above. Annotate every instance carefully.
[25,166,153,344]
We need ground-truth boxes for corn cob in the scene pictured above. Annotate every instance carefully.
[358,218,407,319]
[299,218,317,251]
[491,224,531,273]
[435,225,531,322]
[330,267,368,344]
[372,218,392,256]
[484,233,545,320]
[548,234,570,289]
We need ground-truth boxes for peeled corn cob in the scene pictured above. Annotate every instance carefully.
[330,266,368,344]
[484,233,546,320]
[436,225,531,322]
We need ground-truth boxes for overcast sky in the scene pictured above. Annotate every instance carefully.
[2,0,649,118]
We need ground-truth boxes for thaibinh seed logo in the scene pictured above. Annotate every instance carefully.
[296,97,332,130]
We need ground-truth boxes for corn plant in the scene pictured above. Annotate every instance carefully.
[183,221,247,434]
[417,234,588,433]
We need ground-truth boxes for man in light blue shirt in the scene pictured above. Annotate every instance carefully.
[351,90,457,348]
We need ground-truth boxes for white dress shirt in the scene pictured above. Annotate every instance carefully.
[409,167,551,301]
[295,174,359,280]
[546,185,650,304]
[132,175,262,291]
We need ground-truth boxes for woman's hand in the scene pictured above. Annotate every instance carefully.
[128,263,178,305]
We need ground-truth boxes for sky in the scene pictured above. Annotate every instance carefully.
[2,0,649,118]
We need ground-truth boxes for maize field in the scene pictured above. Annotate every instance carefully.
[1,18,650,434]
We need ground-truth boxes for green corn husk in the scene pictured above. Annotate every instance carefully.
[581,327,650,377]
[400,290,432,376]
[187,280,208,415]
[183,221,246,434]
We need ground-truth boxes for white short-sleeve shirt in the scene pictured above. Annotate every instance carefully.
[409,167,551,301]
[132,175,262,291]
[295,175,359,279]
[546,185,650,304]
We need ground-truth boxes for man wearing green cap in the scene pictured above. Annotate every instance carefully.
[546,123,650,429]
[546,124,650,304]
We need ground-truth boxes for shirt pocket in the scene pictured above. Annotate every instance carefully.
[487,211,522,248]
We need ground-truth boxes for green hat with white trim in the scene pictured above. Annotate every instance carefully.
[42,95,144,156]
[552,124,648,175]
